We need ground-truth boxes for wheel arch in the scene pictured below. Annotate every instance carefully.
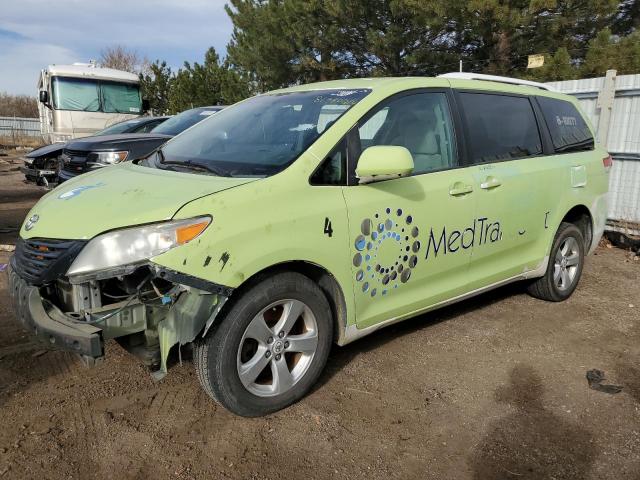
[560,204,594,251]
[219,260,349,345]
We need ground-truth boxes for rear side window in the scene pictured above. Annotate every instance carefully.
[458,92,542,163]
[537,97,594,153]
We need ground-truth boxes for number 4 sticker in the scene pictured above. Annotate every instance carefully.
[323,217,333,237]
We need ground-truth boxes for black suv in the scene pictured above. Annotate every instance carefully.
[21,116,169,187]
[58,106,224,183]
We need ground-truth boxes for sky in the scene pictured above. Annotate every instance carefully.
[0,0,234,95]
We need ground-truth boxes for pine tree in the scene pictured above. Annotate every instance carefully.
[139,61,173,115]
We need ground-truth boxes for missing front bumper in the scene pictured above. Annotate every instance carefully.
[7,260,232,377]
[8,265,104,358]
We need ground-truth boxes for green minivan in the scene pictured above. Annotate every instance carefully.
[9,74,610,416]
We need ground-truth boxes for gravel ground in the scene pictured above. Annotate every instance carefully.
[1,159,639,480]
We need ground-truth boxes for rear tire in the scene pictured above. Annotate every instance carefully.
[527,222,585,302]
[194,272,333,417]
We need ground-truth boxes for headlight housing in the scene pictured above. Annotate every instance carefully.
[67,216,211,279]
[87,151,129,166]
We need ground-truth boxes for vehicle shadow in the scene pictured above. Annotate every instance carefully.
[469,364,596,480]
[316,282,524,390]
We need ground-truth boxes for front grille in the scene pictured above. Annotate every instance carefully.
[62,149,90,174]
[62,149,89,159]
[11,238,87,286]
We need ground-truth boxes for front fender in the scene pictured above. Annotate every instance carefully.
[151,163,357,328]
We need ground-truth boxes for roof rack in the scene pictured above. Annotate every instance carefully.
[438,72,555,91]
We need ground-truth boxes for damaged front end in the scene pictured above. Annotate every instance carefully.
[21,150,63,188]
[8,217,231,378]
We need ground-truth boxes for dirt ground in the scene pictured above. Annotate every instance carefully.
[1,154,639,480]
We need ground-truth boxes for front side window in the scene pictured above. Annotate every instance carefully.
[101,81,142,114]
[537,97,594,153]
[52,77,100,112]
[159,89,370,177]
[458,92,542,163]
[356,92,457,174]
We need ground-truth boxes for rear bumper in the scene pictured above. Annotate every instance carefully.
[7,262,104,358]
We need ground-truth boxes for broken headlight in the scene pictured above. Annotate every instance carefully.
[66,216,211,279]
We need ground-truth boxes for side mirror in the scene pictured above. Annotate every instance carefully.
[39,90,48,103]
[141,98,150,112]
[355,146,414,184]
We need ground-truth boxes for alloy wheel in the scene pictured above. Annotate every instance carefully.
[553,236,580,291]
[236,299,318,397]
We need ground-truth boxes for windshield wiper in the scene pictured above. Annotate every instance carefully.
[158,153,229,177]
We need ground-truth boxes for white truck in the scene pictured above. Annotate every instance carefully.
[37,62,147,144]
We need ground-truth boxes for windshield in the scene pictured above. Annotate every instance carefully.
[159,89,369,177]
[102,81,142,114]
[94,119,144,136]
[52,77,100,111]
[151,108,222,136]
[51,76,141,113]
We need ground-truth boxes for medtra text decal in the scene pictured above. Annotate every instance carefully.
[426,217,502,259]
[353,213,503,299]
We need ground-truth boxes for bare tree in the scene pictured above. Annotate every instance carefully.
[0,92,38,118]
[99,45,148,74]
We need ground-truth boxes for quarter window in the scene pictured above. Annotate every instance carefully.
[310,138,347,185]
[357,92,457,174]
[458,92,542,163]
[537,97,594,153]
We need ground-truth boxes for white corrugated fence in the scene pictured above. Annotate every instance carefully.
[0,116,41,138]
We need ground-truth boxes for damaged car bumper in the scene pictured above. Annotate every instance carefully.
[21,156,60,187]
[7,237,231,377]
[8,264,104,359]
[20,165,57,182]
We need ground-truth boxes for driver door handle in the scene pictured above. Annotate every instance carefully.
[480,176,502,190]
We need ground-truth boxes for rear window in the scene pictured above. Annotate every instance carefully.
[537,97,594,153]
[458,92,542,163]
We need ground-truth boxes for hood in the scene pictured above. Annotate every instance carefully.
[26,143,65,158]
[65,133,173,151]
[21,162,258,240]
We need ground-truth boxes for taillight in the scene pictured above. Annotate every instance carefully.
[603,155,613,170]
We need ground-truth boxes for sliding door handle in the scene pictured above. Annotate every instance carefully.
[480,176,502,190]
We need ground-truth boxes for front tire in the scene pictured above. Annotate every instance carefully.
[527,222,585,301]
[194,272,333,417]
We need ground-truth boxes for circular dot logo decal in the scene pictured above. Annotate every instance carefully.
[352,208,421,297]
